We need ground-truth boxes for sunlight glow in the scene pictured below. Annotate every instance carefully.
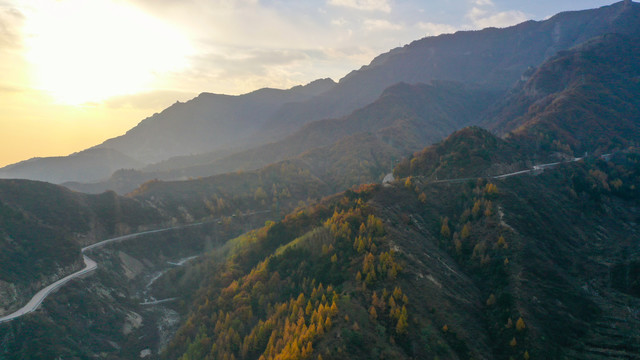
[22,0,193,105]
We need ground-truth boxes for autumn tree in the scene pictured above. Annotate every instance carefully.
[441,217,451,239]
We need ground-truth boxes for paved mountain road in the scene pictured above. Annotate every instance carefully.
[0,255,97,323]
[0,210,271,324]
[384,156,587,186]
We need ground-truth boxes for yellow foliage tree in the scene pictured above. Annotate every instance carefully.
[440,217,451,238]
[510,337,517,347]
[404,177,413,189]
[369,305,378,321]
[396,309,409,335]
[472,200,482,217]
[497,235,506,248]
[461,223,471,239]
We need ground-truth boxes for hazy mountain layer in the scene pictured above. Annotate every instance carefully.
[255,0,640,140]
[0,79,335,184]
[67,82,499,195]
[4,2,639,187]
[95,79,336,165]
[0,148,142,184]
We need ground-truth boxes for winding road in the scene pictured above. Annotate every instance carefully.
[0,210,271,324]
[419,156,586,185]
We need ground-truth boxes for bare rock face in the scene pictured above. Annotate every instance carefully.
[118,251,146,280]
[122,311,143,335]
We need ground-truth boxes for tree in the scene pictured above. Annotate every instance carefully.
[369,306,378,321]
[510,337,517,347]
[484,201,493,217]
[461,223,471,239]
[497,235,507,249]
[404,177,413,189]
[486,294,496,306]
[505,318,513,329]
[396,307,409,335]
[455,238,462,255]
[472,200,482,217]
[484,183,498,195]
[516,317,526,331]
[440,217,451,239]
[324,317,332,329]
[254,187,267,201]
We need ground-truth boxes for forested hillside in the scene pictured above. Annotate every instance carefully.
[483,34,640,156]
[158,144,639,359]
[1,3,639,359]
[0,180,164,316]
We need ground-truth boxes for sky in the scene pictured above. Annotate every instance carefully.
[0,0,615,167]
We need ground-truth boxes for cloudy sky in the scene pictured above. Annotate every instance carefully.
[0,0,614,167]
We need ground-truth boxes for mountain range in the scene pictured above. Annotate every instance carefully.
[1,2,639,359]
[2,0,639,188]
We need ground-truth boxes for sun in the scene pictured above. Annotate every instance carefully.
[22,0,193,105]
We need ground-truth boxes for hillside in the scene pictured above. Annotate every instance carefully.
[394,126,527,180]
[95,79,336,165]
[482,34,640,156]
[66,82,499,194]
[1,3,640,359]
[158,147,640,359]
[0,179,165,316]
[126,132,401,222]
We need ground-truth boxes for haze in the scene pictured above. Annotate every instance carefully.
[0,0,612,167]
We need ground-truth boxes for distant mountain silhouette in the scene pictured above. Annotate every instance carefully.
[66,82,498,194]
[94,78,336,164]
[3,1,639,188]
[0,148,142,184]
[255,0,640,139]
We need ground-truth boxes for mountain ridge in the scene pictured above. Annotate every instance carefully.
[3,1,639,186]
